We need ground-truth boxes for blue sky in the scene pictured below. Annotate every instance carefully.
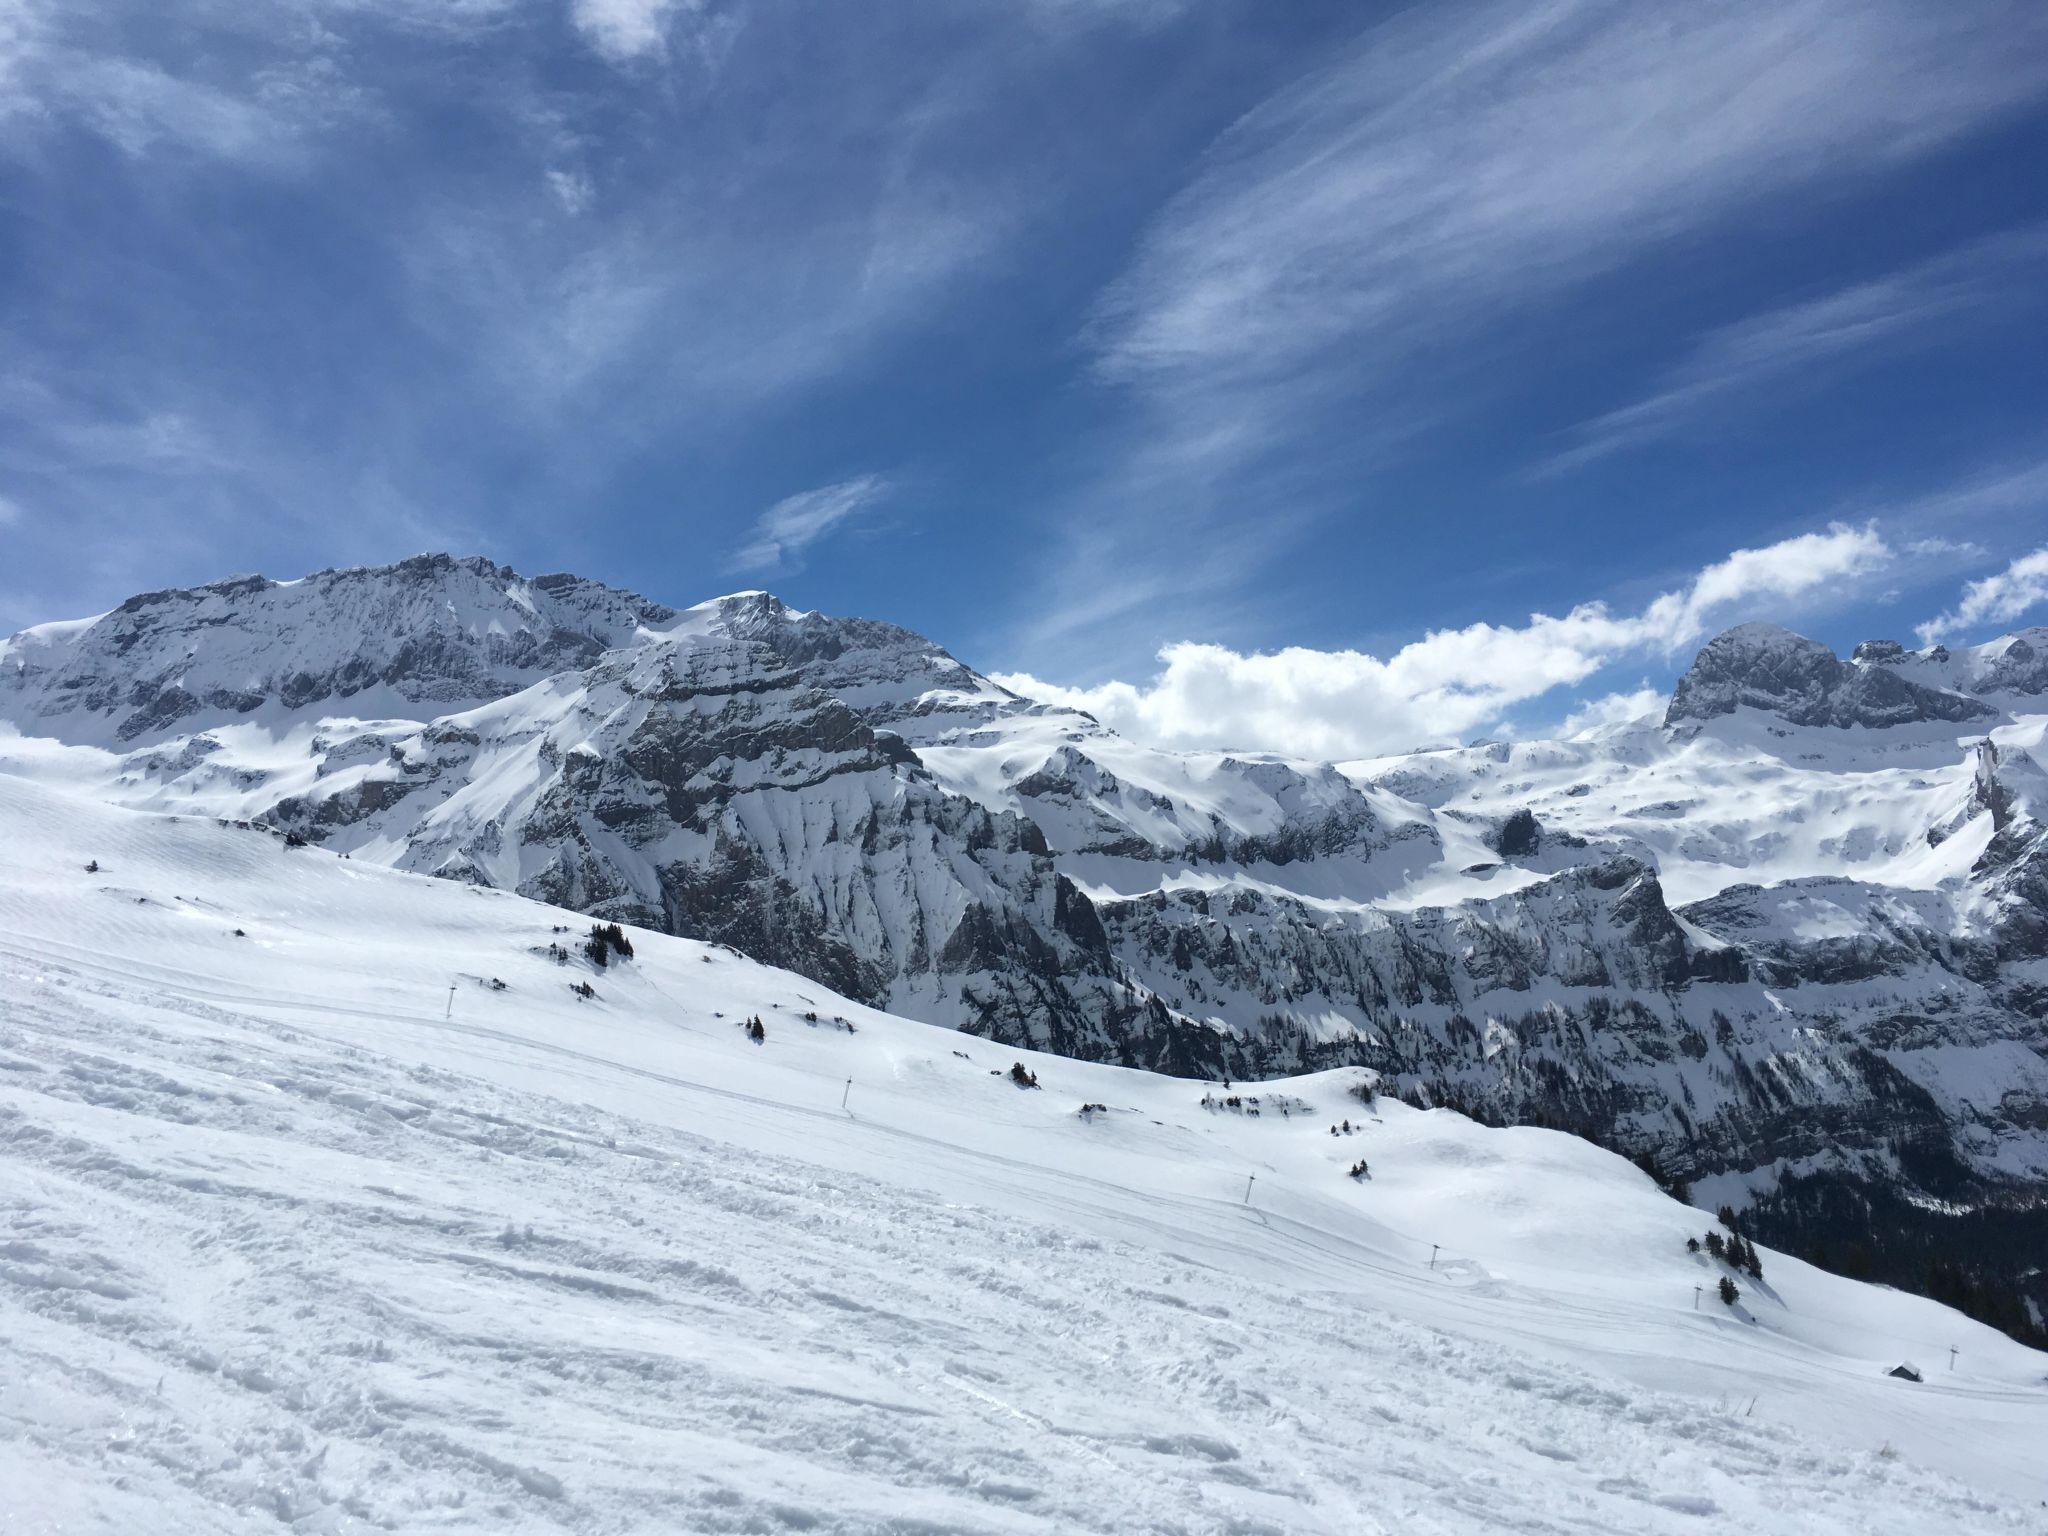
[3,0,2047,756]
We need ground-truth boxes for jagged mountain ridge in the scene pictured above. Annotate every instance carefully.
[0,553,676,746]
[4,556,2047,1338]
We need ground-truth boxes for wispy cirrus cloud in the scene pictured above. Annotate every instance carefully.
[728,475,891,577]
[1536,225,2048,476]
[0,0,1101,624]
[1091,2,2048,443]
[0,0,394,168]
[570,0,687,61]
[1011,1,2048,668]
[568,0,744,66]
[997,522,1895,759]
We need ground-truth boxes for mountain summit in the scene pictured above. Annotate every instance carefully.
[0,554,675,746]
[1665,621,1996,729]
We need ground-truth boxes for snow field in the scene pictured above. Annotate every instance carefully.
[2,774,2044,1534]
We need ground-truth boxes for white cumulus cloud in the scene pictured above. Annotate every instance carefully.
[996,523,1891,759]
[1554,686,1667,740]
[1917,548,2048,645]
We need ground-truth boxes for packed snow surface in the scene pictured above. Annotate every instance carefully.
[3,774,2045,1534]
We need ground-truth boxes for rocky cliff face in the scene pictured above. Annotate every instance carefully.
[0,554,674,746]
[1873,627,2048,703]
[1665,622,1996,729]
[217,608,1227,1072]
[6,557,2048,1331]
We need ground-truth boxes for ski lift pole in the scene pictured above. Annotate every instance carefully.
[446,983,456,1018]
[842,1077,852,1110]
[1243,1174,1255,1205]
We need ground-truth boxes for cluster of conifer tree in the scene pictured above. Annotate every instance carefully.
[1744,1170,2048,1350]
[584,922,635,968]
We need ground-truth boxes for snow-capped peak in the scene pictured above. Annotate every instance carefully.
[1665,621,1995,730]
[0,554,676,747]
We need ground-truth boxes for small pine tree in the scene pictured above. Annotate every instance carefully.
[1718,1275,1740,1307]
[1686,1237,1700,1253]
[747,1015,765,1042]
[1704,1231,1726,1259]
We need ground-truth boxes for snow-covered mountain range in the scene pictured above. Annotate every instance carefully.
[4,555,2046,1340]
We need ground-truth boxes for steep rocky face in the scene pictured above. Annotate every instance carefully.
[258,628,1151,1058]
[1678,879,1968,988]
[1003,745,1434,870]
[1976,631,2048,697]
[1665,622,1995,729]
[1869,627,2048,702]
[1114,857,1738,1025]
[0,554,674,745]
[678,592,1018,733]
[660,595,1439,877]
[1964,740,2048,965]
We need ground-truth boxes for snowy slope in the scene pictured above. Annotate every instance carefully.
[1345,694,2023,908]
[4,772,2045,1534]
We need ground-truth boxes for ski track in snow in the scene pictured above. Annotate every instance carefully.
[1,778,2045,1534]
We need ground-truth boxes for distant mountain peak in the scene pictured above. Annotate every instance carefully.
[1665,622,1995,730]
[0,553,675,746]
